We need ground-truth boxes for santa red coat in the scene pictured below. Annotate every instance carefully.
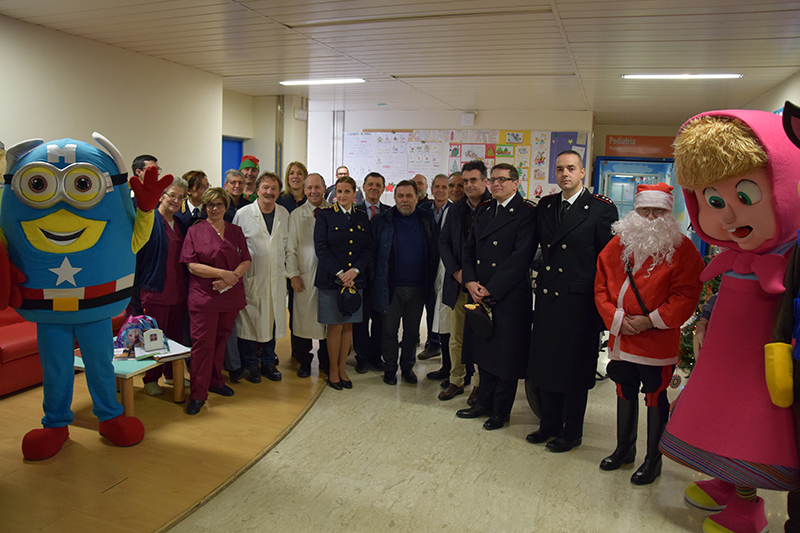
[595,234,705,366]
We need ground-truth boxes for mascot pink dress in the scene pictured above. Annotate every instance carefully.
[661,109,800,533]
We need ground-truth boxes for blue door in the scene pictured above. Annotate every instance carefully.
[222,137,243,184]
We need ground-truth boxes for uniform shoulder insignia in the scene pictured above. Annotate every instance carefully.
[593,194,613,205]
[353,206,365,213]
[521,198,535,209]
[476,199,493,210]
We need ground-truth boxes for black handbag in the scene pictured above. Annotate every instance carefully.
[338,285,362,316]
[464,296,496,339]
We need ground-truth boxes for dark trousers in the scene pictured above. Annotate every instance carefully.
[293,335,330,373]
[381,286,426,374]
[439,333,451,373]
[189,310,238,401]
[786,360,800,532]
[353,287,384,367]
[476,367,518,419]
[238,323,278,369]
[539,388,589,441]
[424,288,440,349]
[607,360,674,407]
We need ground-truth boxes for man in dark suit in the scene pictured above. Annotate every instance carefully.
[435,162,491,402]
[526,150,618,452]
[456,163,537,430]
[353,172,390,373]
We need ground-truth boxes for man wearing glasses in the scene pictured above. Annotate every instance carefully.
[456,163,537,431]
[526,150,618,453]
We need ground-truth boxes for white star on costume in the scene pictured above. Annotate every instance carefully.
[49,257,82,286]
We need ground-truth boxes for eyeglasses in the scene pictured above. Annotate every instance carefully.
[636,207,668,217]
[487,176,516,184]
[206,202,226,211]
[164,192,187,201]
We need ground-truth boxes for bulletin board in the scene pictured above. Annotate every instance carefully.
[343,129,589,203]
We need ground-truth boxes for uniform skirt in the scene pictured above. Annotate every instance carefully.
[318,288,363,325]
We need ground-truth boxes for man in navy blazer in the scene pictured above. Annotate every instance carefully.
[437,161,491,402]
[353,172,390,373]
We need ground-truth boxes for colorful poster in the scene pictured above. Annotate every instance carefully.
[506,132,524,144]
[548,131,589,184]
[408,141,444,179]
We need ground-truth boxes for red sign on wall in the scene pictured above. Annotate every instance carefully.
[605,135,675,158]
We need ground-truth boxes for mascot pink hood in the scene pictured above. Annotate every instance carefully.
[682,109,800,255]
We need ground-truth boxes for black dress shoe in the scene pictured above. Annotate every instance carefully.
[426,368,449,380]
[209,385,235,397]
[245,366,262,384]
[383,372,397,385]
[228,367,246,383]
[327,379,343,391]
[483,416,508,430]
[440,379,451,389]
[402,371,418,384]
[341,379,353,389]
[546,437,582,453]
[261,364,282,381]
[526,428,555,444]
[297,365,311,378]
[355,360,369,374]
[456,405,491,419]
[186,399,205,415]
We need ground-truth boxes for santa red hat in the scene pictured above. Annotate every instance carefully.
[634,182,673,211]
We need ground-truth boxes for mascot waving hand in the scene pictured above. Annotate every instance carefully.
[0,133,172,460]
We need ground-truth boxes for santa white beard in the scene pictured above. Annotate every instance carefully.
[612,212,683,275]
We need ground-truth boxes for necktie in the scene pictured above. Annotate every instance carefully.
[370,205,377,220]
[192,207,199,218]
[559,200,569,222]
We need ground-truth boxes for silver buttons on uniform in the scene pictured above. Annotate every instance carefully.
[493,241,498,246]
[562,244,567,249]
[546,266,551,271]
[477,260,481,265]
[491,263,496,267]
[543,289,548,294]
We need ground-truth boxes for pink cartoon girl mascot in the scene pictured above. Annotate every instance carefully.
[661,110,800,533]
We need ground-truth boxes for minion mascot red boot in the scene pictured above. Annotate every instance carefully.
[0,134,172,460]
[660,110,800,533]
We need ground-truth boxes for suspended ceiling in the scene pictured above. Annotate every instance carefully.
[1,0,799,125]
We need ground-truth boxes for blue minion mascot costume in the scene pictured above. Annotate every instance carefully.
[0,133,172,460]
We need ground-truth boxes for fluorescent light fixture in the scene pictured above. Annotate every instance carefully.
[280,78,365,86]
[621,74,743,80]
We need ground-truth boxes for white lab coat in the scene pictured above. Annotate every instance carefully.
[233,201,290,342]
[285,199,330,339]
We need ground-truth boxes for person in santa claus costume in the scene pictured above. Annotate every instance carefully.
[595,183,705,485]
[661,110,800,533]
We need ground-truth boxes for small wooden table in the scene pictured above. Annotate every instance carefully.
[74,339,191,416]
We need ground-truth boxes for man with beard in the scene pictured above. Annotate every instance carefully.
[594,183,704,484]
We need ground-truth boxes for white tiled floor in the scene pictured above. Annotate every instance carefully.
[169,351,789,533]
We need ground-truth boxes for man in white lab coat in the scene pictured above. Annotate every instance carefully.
[286,173,331,378]
[233,172,290,383]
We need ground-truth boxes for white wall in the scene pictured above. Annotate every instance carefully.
[307,111,335,183]
[243,96,278,175]
[0,15,223,184]
[222,90,254,140]
[746,70,800,114]
[283,96,309,179]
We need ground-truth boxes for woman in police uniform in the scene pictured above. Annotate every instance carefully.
[314,176,374,390]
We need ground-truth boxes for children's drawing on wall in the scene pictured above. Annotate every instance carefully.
[496,145,514,157]
[462,144,485,161]
[506,131,524,144]
[515,145,531,169]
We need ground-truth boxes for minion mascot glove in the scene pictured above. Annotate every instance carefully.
[0,133,173,460]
